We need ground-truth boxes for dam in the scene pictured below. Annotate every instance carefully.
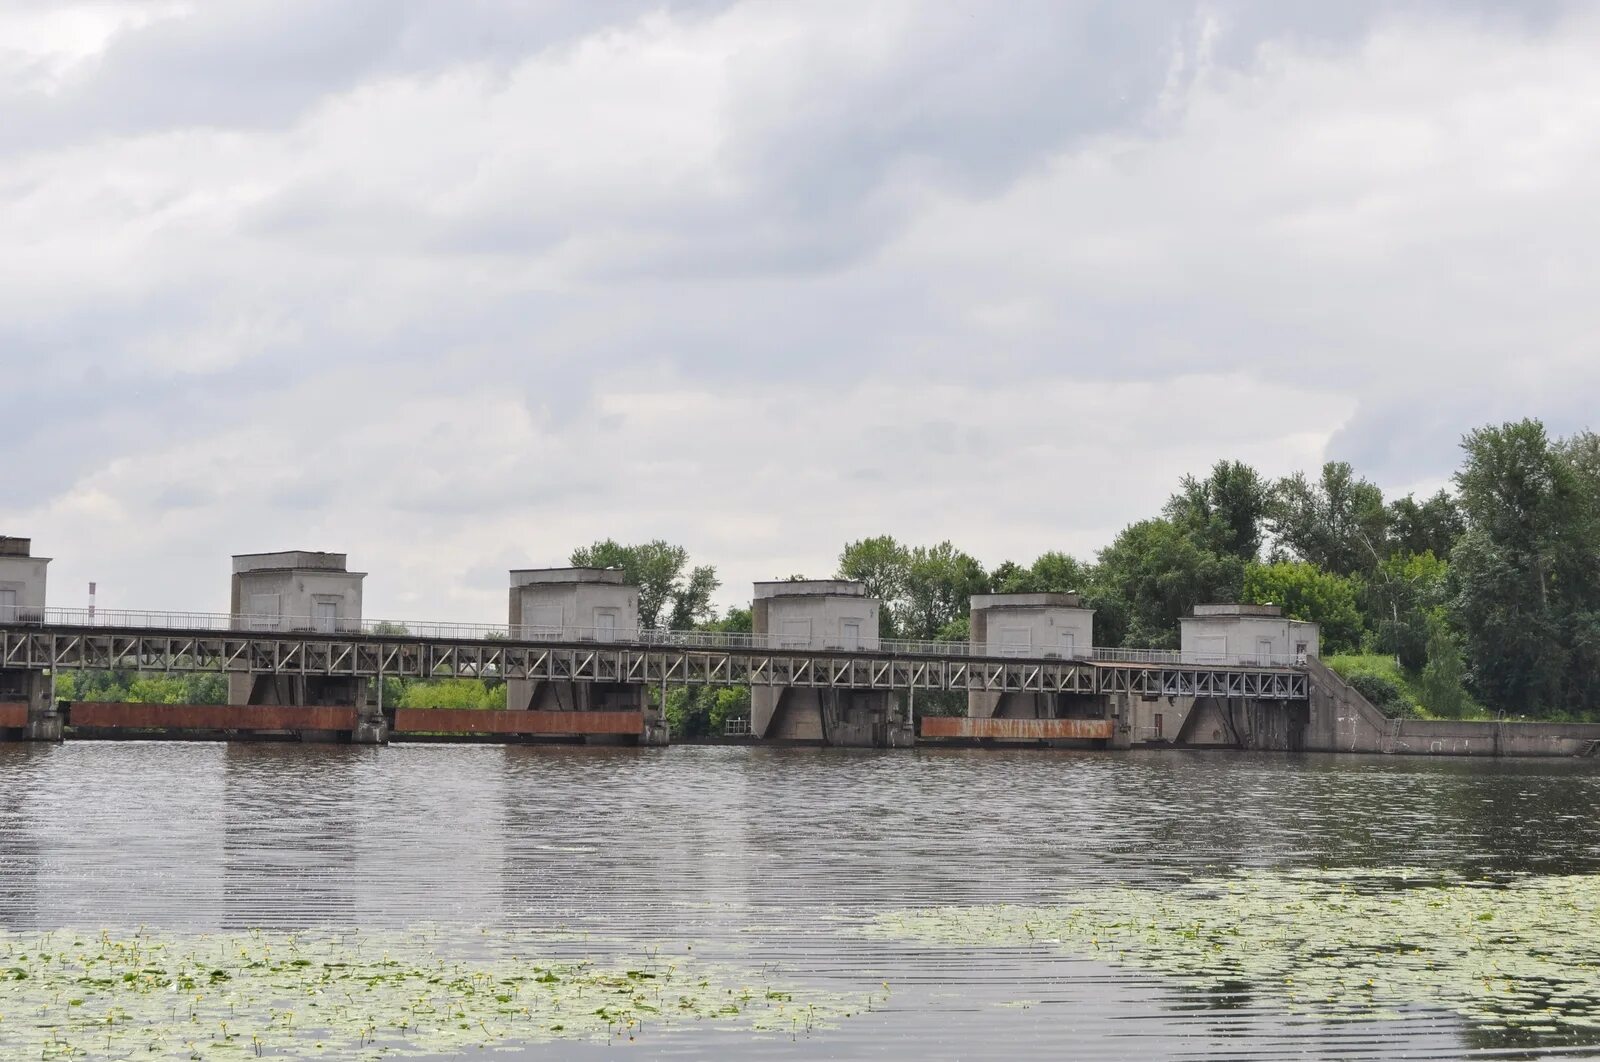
[2,538,1595,755]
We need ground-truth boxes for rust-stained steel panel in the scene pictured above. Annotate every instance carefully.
[394,708,644,736]
[0,702,28,727]
[920,716,1114,741]
[68,703,359,731]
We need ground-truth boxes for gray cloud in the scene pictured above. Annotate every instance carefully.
[1,1,1596,618]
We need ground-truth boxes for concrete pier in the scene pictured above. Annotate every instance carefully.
[0,538,59,742]
[750,580,912,746]
[227,551,384,743]
[505,568,665,745]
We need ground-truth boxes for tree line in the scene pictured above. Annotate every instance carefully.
[818,420,1597,723]
[590,419,1600,731]
[52,418,1600,728]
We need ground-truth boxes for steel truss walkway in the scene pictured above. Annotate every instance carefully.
[1,621,1309,701]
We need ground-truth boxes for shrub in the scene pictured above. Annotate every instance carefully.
[1347,672,1421,717]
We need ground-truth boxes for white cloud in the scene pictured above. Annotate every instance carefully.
[16,370,1350,621]
[2,2,1597,622]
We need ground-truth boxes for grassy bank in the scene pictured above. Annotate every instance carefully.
[1325,653,1489,720]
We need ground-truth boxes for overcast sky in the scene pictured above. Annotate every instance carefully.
[2,0,1596,622]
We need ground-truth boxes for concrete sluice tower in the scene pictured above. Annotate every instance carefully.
[506,568,664,745]
[0,536,58,740]
[228,551,368,710]
[750,580,910,747]
[1180,603,1319,665]
[968,592,1099,721]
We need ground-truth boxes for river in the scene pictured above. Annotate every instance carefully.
[2,742,1598,1059]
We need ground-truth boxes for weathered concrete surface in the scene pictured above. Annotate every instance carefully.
[69,703,360,732]
[9,671,62,741]
[1388,719,1600,756]
[1304,658,1395,752]
[0,536,50,621]
[921,717,1113,740]
[751,581,885,743]
[393,708,644,736]
[504,569,659,742]
[985,691,1104,721]
[228,550,365,706]
[757,687,908,746]
[1305,658,1600,756]
[968,593,1093,718]
[1182,603,1318,664]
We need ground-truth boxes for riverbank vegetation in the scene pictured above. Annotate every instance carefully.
[51,418,1599,726]
[816,418,1596,723]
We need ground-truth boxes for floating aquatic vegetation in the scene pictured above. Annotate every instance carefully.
[0,926,868,1058]
[870,868,1600,1033]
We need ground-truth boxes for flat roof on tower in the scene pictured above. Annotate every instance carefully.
[510,567,627,587]
[970,592,1086,610]
[233,551,357,574]
[753,579,867,599]
[1190,603,1283,618]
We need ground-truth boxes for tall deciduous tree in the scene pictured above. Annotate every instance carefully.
[568,539,719,630]
[1387,491,1465,561]
[1165,460,1272,561]
[898,542,990,641]
[1241,560,1363,653]
[838,536,910,637]
[1450,420,1600,714]
[992,551,1090,595]
[1094,519,1244,648]
[1268,462,1389,576]
[1364,551,1449,670]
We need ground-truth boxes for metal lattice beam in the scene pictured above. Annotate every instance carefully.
[0,624,1308,699]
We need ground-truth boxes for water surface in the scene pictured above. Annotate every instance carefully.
[3,742,1598,1058]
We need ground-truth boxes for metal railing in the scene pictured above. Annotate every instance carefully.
[5,607,1307,669]
[1089,646,1305,668]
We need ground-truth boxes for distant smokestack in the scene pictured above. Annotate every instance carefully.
[89,582,96,621]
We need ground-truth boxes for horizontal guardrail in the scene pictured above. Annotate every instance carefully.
[6,607,1306,669]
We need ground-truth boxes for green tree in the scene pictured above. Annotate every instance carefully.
[1165,460,1272,561]
[838,536,909,636]
[1365,551,1449,670]
[1451,420,1600,714]
[569,539,719,630]
[1241,560,1363,653]
[897,541,990,640]
[1416,615,1468,717]
[988,560,1026,591]
[993,551,1090,594]
[1387,491,1464,560]
[398,679,505,709]
[661,609,756,737]
[54,670,228,704]
[1268,462,1389,576]
[1093,519,1244,648]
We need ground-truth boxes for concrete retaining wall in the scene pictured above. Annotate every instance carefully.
[1305,658,1600,757]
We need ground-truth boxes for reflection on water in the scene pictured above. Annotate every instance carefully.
[3,742,1599,1059]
